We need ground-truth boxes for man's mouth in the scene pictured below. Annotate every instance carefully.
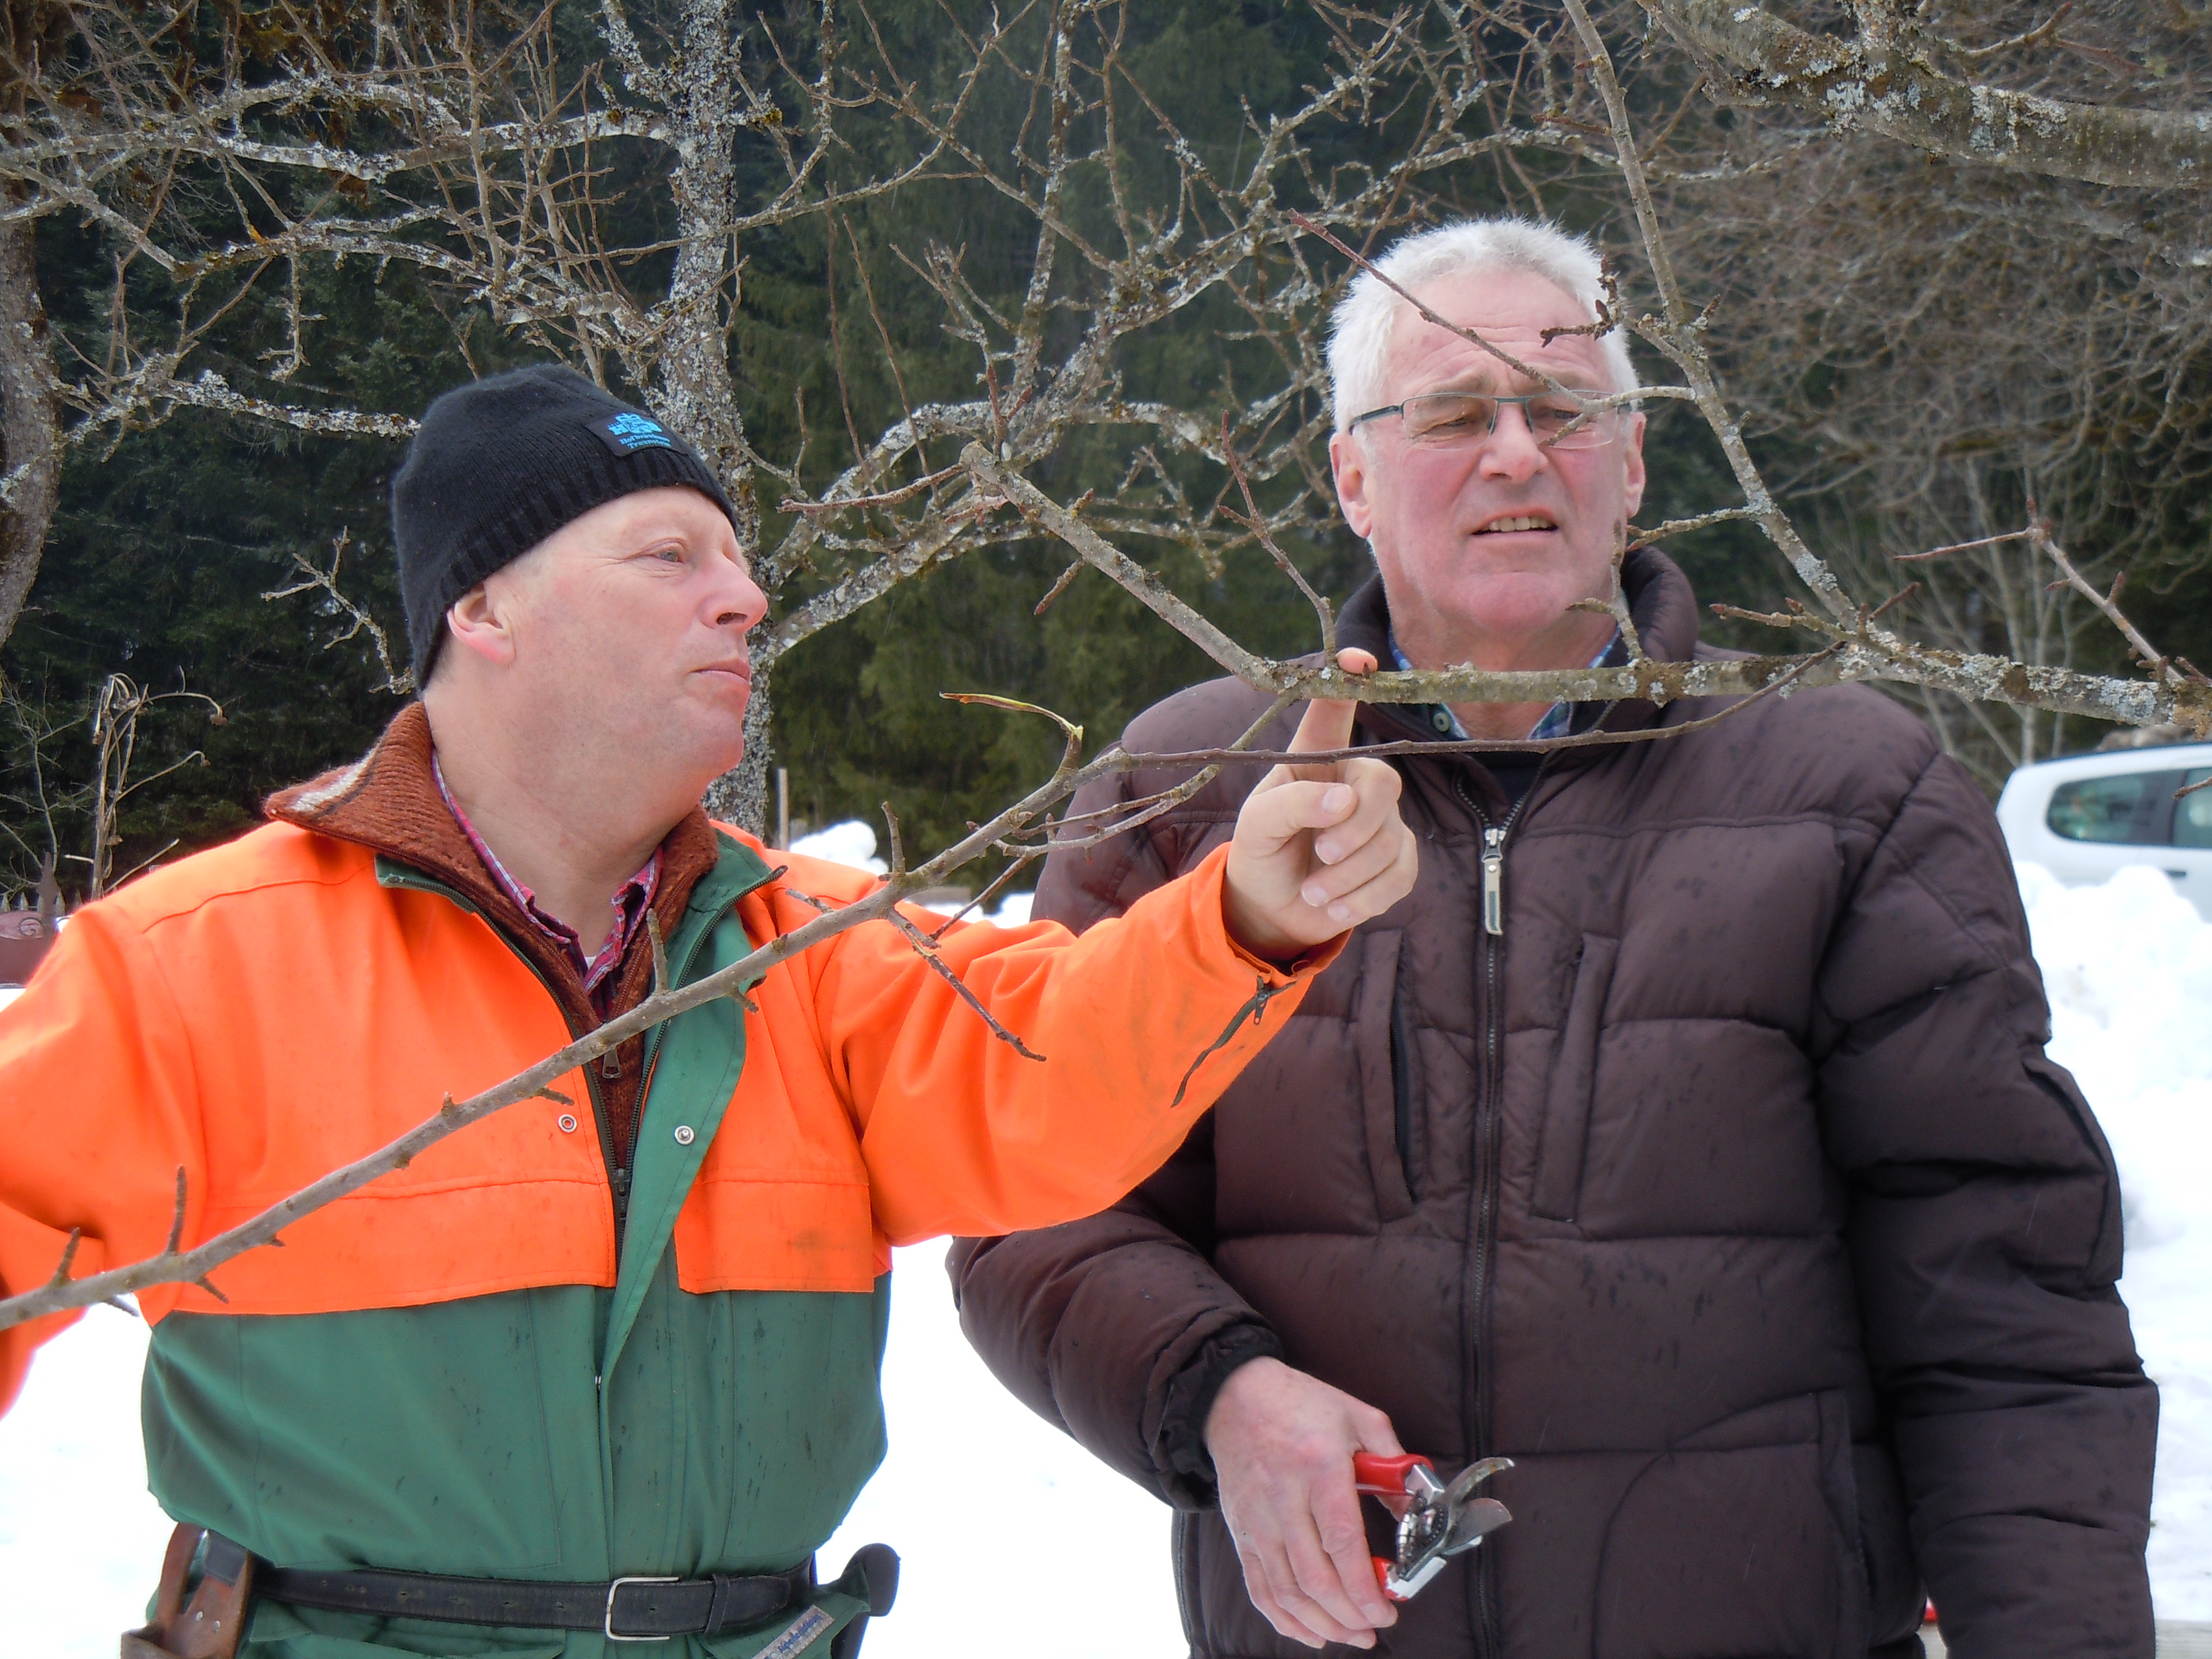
[1474,513,1558,535]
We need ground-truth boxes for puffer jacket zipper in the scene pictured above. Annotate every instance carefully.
[1453,760,1548,1659]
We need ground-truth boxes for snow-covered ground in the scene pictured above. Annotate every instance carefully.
[0,1238,1176,1659]
[3,850,2208,1652]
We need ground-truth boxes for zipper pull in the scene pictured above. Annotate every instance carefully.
[1481,826,1506,937]
[610,1165,631,1220]
[601,1049,621,1080]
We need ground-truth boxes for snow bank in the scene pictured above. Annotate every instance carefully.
[5,859,2208,1653]
[792,820,889,876]
[791,819,1035,927]
[820,1240,1180,1657]
[2017,862,2212,1619]
[0,1298,177,1650]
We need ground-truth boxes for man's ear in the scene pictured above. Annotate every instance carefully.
[1620,411,1648,520]
[1329,429,1376,541]
[443,579,519,670]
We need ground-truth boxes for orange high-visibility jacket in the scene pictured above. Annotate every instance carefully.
[0,817,1328,1403]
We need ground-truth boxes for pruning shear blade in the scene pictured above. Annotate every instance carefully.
[1350,1451,1514,1603]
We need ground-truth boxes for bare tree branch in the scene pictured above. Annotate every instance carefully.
[1650,0,2212,189]
[0,215,60,649]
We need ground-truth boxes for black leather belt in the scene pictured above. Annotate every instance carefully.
[220,1529,880,1644]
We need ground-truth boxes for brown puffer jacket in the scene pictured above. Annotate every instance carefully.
[949,551,2156,1659]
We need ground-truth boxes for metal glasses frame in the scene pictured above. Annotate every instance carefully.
[1348,389,1619,449]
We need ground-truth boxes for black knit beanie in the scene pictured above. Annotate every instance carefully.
[392,364,738,683]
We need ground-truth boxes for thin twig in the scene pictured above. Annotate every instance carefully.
[881,802,906,876]
[1288,210,1596,405]
[261,529,414,695]
[646,910,669,997]
[976,442,2212,731]
[926,855,1040,942]
[163,1166,187,1256]
[940,691,1084,749]
[1628,505,1759,548]
[1033,560,1084,616]
[1892,528,2035,563]
[779,462,966,517]
[1030,690,1304,859]
[1221,412,1336,658]
[885,909,1046,1061]
[1865,584,1920,624]
[2030,521,2175,679]
[44,1229,81,1290]
[1948,3,2073,61]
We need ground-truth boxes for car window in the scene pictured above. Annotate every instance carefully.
[2178,770,2212,849]
[2047,772,2183,844]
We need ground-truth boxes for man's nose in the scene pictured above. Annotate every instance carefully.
[1476,405,1549,481]
[709,554,770,631]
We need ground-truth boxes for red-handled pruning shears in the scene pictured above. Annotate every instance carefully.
[1352,1451,1513,1602]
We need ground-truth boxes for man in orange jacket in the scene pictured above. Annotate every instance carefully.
[0,365,1415,1658]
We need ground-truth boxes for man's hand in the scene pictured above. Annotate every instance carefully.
[1205,1356,1404,1650]
[1223,649,1415,961]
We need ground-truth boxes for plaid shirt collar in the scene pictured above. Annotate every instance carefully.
[430,750,662,1003]
[1387,628,1622,743]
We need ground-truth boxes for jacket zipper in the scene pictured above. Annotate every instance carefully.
[1454,761,1547,1659]
[1481,824,1506,936]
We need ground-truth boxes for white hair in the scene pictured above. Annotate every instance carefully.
[1325,217,1635,432]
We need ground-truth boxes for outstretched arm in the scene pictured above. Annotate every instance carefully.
[813,652,1415,1245]
[0,908,201,1411]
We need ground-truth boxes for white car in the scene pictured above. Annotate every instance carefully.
[1995,741,2212,920]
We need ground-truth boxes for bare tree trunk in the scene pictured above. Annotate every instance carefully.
[610,0,767,827]
[702,656,772,835]
[639,0,756,538]
[0,212,59,651]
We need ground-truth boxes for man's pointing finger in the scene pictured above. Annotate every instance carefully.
[1288,647,1378,782]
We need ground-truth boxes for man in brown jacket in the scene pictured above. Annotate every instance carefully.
[948,218,2157,1659]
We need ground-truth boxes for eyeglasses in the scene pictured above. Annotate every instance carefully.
[1348,389,1620,451]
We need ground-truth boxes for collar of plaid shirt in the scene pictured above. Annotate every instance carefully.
[429,750,662,1006]
[1387,628,1622,743]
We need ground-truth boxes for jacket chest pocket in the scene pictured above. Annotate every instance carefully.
[1212,928,1417,1235]
[1530,932,1619,1223]
[1356,930,1418,1221]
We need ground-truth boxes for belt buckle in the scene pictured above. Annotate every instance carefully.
[606,1575,679,1643]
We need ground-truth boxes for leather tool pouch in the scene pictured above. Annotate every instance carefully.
[122,1524,254,1659]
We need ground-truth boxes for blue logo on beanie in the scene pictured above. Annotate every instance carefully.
[590,410,675,455]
